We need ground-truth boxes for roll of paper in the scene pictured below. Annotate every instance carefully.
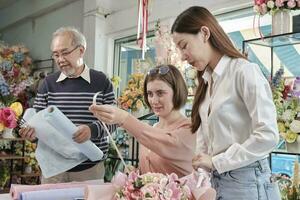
[20,187,84,200]
[42,106,103,161]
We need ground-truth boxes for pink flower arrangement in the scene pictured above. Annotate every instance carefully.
[0,108,17,129]
[253,0,300,15]
[113,171,192,200]
[0,102,23,132]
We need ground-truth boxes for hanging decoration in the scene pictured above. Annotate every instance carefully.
[137,0,149,60]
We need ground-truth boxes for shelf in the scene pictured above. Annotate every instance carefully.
[0,137,25,141]
[0,188,10,194]
[0,155,25,160]
[20,173,40,178]
[271,151,300,156]
[243,32,300,48]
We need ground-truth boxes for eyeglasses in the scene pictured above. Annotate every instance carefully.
[148,65,170,75]
[51,45,80,60]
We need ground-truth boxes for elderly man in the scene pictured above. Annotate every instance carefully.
[20,26,116,183]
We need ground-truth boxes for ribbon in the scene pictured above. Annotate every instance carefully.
[92,92,129,172]
[137,0,149,60]
[253,14,265,40]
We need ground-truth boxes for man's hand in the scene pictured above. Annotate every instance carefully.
[19,126,36,141]
[192,153,214,171]
[72,125,91,143]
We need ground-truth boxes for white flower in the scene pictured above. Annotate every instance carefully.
[281,109,294,121]
[290,120,300,133]
[187,68,196,79]
[267,0,275,8]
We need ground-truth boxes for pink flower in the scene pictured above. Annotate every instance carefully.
[287,0,297,8]
[0,108,17,128]
[275,0,285,7]
[255,0,267,5]
[112,171,128,187]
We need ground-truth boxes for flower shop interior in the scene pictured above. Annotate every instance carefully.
[0,0,300,199]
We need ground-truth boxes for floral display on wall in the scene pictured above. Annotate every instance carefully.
[276,160,300,199]
[0,42,38,188]
[253,0,300,16]
[0,42,34,107]
[118,73,146,112]
[271,67,300,144]
[154,20,197,95]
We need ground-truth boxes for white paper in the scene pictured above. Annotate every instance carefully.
[43,106,103,161]
[24,106,103,178]
[20,187,84,200]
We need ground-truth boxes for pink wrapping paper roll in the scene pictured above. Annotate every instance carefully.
[10,180,103,200]
[85,184,118,200]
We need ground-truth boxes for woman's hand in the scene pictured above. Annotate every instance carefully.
[192,153,213,171]
[89,104,129,125]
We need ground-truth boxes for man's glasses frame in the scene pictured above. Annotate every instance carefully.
[148,65,170,75]
[51,45,80,60]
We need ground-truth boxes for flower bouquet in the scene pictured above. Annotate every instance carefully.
[118,73,146,112]
[277,160,300,200]
[253,0,300,16]
[0,102,23,137]
[114,171,192,200]
[0,42,34,108]
[111,169,215,200]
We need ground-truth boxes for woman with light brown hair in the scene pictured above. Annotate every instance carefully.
[171,6,280,200]
[90,64,195,177]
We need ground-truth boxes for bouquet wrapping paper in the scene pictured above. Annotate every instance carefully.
[23,106,103,178]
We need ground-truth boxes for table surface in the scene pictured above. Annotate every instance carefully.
[0,193,11,200]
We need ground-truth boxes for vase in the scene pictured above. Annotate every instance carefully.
[1,128,14,138]
[272,10,291,35]
[286,136,300,153]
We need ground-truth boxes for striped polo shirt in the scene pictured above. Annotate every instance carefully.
[33,65,116,172]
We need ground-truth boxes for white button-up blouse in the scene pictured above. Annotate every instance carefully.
[195,55,279,174]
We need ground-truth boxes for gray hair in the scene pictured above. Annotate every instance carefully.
[52,26,87,49]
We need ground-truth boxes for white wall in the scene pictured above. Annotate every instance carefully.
[0,0,251,75]
[0,0,83,62]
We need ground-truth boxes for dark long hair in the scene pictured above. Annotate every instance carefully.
[171,6,246,133]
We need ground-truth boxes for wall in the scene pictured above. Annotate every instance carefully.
[0,0,251,75]
[0,0,83,62]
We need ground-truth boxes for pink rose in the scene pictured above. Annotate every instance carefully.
[255,0,267,5]
[275,0,284,7]
[112,171,127,187]
[287,0,296,8]
[0,108,17,128]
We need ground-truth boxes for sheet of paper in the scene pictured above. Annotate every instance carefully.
[24,106,103,178]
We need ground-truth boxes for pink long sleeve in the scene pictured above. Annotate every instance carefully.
[122,115,196,177]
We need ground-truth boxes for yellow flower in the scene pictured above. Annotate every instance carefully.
[0,123,4,131]
[285,130,298,143]
[10,102,23,117]
[127,99,133,107]
[136,99,144,110]
[277,122,286,133]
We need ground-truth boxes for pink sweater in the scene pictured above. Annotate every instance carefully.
[122,115,196,177]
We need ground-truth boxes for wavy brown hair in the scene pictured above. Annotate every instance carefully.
[171,6,246,133]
